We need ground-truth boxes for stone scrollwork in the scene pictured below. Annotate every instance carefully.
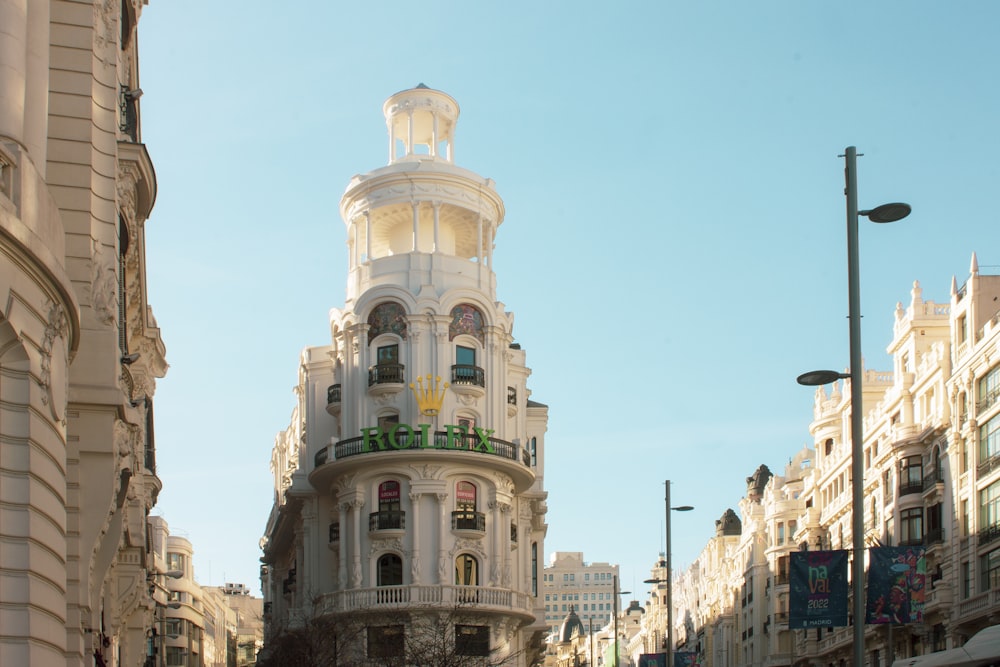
[369,537,404,558]
[38,300,69,423]
[91,239,118,327]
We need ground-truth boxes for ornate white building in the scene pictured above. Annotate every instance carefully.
[0,2,167,666]
[635,258,1000,666]
[260,85,549,666]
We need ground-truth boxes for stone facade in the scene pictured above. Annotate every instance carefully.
[260,85,549,667]
[0,1,166,665]
[633,259,1000,666]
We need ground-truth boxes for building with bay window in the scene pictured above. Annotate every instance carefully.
[260,85,549,667]
[638,257,1000,666]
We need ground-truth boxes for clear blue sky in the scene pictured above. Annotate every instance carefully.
[139,2,1000,597]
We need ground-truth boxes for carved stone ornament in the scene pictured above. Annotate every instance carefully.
[91,239,118,326]
[368,538,404,558]
[38,300,69,423]
[94,0,118,57]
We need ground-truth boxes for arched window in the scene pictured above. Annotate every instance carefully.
[379,480,401,514]
[377,554,403,586]
[456,481,477,511]
[456,554,479,586]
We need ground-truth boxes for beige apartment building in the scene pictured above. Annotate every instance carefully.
[0,1,167,666]
[260,85,550,667]
[628,258,1000,666]
[543,552,623,638]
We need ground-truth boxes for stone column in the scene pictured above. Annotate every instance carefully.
[437,492,450,584]
[351,499,364,588]
[409,491,422,583]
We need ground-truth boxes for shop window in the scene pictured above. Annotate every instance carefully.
[367,625,404,658]
[456,625,490,656]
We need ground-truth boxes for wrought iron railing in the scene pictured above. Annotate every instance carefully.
[323,429,531,468]
[451,511,486,531]
[369,510,405,531]
[327,384,342,404]
[368,363,405,386]
[451,364,485,387]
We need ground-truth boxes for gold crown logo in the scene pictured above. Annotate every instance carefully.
[409,375,450,416]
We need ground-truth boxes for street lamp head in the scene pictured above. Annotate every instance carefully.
[796,369,850,386]
[860,202,911,223]
[672,505,694,512]
[643,578,666,584]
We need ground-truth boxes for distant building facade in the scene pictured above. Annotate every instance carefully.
[260,85,549,667]
[634,259,1000,666]
[543,552,622,638]
[0,2,166,666]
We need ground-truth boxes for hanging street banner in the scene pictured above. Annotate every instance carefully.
[673,652,701,667]
[789,550,849,628]
[638,653,667,667]
[865,546,926,624]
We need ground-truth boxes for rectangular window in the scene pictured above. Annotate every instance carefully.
[979,365,1000,413]
[980,480,1000,531]
[456,625,490,656]
[166,647,186,667]
[167,553,184,572]
[377,344,399,365]
[368,625,405,658]
[963,499,971,536]
[981,413,1000,463]
[900,508,923,545]
[981,549,1000,593]
[901,456,922,490]
[457,345,476,366]
[962,561,972,598]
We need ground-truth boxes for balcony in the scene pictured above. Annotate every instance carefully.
[510,523,518,545]
[507,386,517,416]
[925,527,944,545]
[451,511,486,535]
[898,480,923,497]
[979,523,1000,547]
[368,363,405,397]
[978,453,1000,478]
[314,427,533,492]
[326,384,342,416]
[977,386,1000,414]
[451,364,485,398]
[369,510,405,535]
[315,584,535,622]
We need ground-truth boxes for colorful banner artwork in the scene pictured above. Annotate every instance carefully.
[789,550,849,628]
[673,652,701,667]
[638,653,667,667]
[865,546,926,624]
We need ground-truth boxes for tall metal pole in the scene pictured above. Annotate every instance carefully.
[665,481,673,667]
[613,575,621,667]
[845,146,866,667]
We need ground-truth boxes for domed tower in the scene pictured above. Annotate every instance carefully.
[261,86,549,667]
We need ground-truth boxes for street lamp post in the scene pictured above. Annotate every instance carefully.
[612,575,631,667]
[797,146,910,667]
[645,480,693,667]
